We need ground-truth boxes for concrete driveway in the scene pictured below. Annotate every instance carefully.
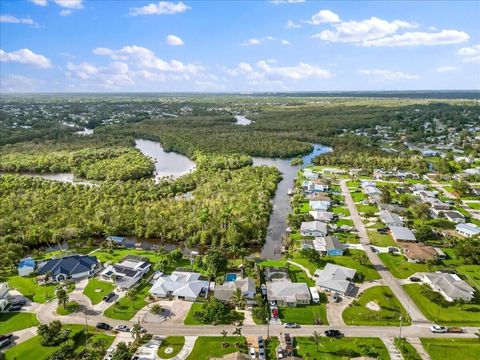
[140,300,193,325]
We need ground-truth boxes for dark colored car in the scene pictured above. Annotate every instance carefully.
[96,322,111,330]
[103,292,115,302]
[0,334,13,349]
[9,299,26,307]
[409,277,421,282]
[257,336,264,348]
[325,329,343,338]
[8,304,22,312]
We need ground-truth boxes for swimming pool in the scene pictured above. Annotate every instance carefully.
[225,273,237,282]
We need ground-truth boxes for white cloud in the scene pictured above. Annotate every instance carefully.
[306,10,341,25]
[241,36,289,46]
[435,66,457,73]
[53,0,83,9]
[66,61,98,79]
[358,69,419,81]
[313,17,416,43]
[458,44,480,63]
[270,0,305,4]
[92,45,201,74]
[166,35,184,46]
[0,48,52,69]
[60,9,72,16]
[281,40,291,45]
[362,29,469,47]
[0,15,38,27]
[129,1,190,16]
[242,38,264,46]
[30,0,47,6]
[0,74,43,92]
[285,20,300,29]
[257,60,332,80]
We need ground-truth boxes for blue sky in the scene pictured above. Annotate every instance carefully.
[1,0,479,92]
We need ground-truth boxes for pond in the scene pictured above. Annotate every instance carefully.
[234,115,254,125]
[135,139,196,182]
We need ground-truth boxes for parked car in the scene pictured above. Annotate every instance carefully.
[447,327,464,333]
[9,299,26,307]
[429,325,448,333]
[103,292,115,302]
[325,329,343,338]
[257,336,264,348]
[284,333,292,346]
[332,293,341,303]
[258,347,266,360]
[409,277,421,282]
[249,347,256,358]
[96,322,111,330]
[115,324,130,332]
[0,334,13,349]
[8,304,22,312]
[370,246,379,253]
[284,322,299,328]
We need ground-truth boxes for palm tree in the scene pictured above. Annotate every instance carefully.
[150,304,163,315]
[127,288,138,310]
[131,323,143,342]
[231,288,246,310]
[221,330,228,348]
[312,331,321,352]
[233,327,242,347]
[56,288,69,309]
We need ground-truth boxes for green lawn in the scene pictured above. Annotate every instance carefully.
[299,201,310,213]
[289,264,315,286]
[266,338,280,360]
[356,204,378,215]
[342,286,410,326]
[332,206,350,216]
[335,232,360,244]
[157,336,185,359]
[183,302,244,325]
[378,253,429,279]
[420,338,480,360]
[367,230,396,247]
[465,201,480,210]
[57,301,80,315]
[404,284,480,326]
[103,281,151,320]
[4,324,114,360]
[294,336,390,360]
[326,250,381,282]
[351,192,366,203]
[83,278,115,305]
[278,304,328,325]
[4,276,58,303]
[394,338,422,360]
[186,337,246,360]
[335,218,354,227]
[0,312,39,333]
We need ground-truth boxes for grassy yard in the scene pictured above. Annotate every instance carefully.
[294,336,390,360]
[183,303,203,325]
[332,206,350,216]
[342,286,410,326]
[367,230,396,247]
[0,312,39,333]
[289,264,315,286]
[335,232,360,244]
[186,337,246,360]
[83,278,115,305]
[103,281,151,320]
[279,304,328,325]
[394,338,422,360]
[404,284,480,326]
[356,204,378,215]
[4,324,114,360]
[335,218,354,227]
[465,201,480,210]
[420,338,480,360]
[351,192,366,203]
[57,301,80,316]
[326,250,381,282]
[157,336,185,359]
[378,253,429,279]
[4,276,58,303]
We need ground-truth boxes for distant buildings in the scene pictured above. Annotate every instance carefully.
[456,223,480,238]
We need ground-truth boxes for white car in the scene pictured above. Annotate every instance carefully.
[115,324,130,332]
[429,325,448,333]
[249,347,256,358]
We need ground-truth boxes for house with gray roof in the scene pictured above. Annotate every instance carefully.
[149,271,209,301]
[390,226,417,242]
[300,221,328,237]
[99,256,151,289]
[379,210,403,227]
[37,255,98,283]
[315,263,356,295]
[266,280,311,307]
[214,277,256,304]
[423,272,475,302]
[456,223,480,238]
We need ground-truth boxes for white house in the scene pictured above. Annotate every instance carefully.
[266,280,311,307]
[309,211,334,222]
[309,200,331,211]
[390,226,417,242]
[300,221,328,237]
[99,256,151,289]
[303,169,318,180]
[149,271,209,301]
[214,277,256,304]
[423,272,475,302]
[379,210,403,227]
[456,223,480,238]
[315,263,356,296]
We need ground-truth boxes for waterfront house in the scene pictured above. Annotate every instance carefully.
[266,280,311,307]
[149,271,209,301]
[99,255,150,289]
[37,255,99,283]
[18,257,36,277]
[300,221,328,237]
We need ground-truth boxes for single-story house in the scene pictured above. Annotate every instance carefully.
[309,211,334,223]
[99,256,150,289]
[18,257,36,277]
[429,199,451,211]
[390,226,417,242]
[309,200,331,211]
[413,190,438,201]
[300,221,328,237]
[304,236,343,256]
[361,180,376,188]
[400,243,437,262]
[214,277,256,304]
[423,272,475,302]
[364,186,381,195]
[303,169,318,180]
[434,247,446,260]
[431,209,465,223]
[149,271,209,301]
[37,255,99,283]
[379,210,403,227]
[302,181,328,193]
[266,280,311,307]
[315,263,356,296]
[456,223,480,238]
